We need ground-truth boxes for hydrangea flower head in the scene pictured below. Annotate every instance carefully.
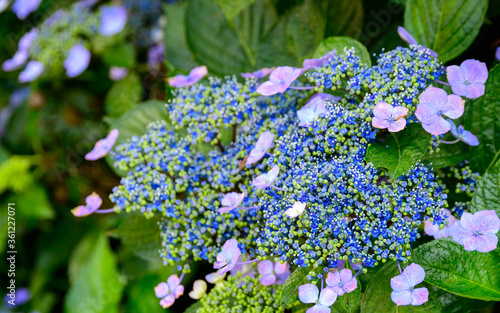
[297,93,337,127]
[397,26,438,57]
[299,284,337,313]
[256,66,303,96]
[325,268,358,296]
[447,119,479,146]
[18,61,44,83]
[257,260,290,286]
[241,67,274,79]
[188,280,207,299]
[424,208,458,239]
[252,165,280,189]
[449,210,500,253]
[155,274,184,308]
[415,86,464,136]
[371,101,409,132]
[218,192,245,213]
[247,131,274,165]
[168,66,208,87]
[446,59,488,99]
[71,192,102,217]
[391,263,428,306]
[285,201,306,218]
[12,0,42,19]
[85,129,119,161]
[99,5,127,37]
[214,239,241,275]
[64,44,91,78]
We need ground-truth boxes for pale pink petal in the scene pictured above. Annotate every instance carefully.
[373,101,393,119]
[461,59,488,83]
[298,284,319,304]
[159,294,175,308]
[446,65,465,85]
[259,273,276,286]
[318,287,337,307]
[421,116,451,136]
[403,263,425,286]
[411,287,429,306]
[391,290,413,306]
[442,94,464,119]
[388,118,406,132]
[466,84,485,99]
[390,275,410,292]
[415,103,439,125]
[258,260,274,275]
[475,210,500,234]
[256,81,282,96]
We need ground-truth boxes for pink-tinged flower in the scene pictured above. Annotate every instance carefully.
[18,61,43,83]
[188,280,207,299]
[155,274,184,309]
[247,131,274,165]
[449,210,500,253]
[12,0,42,19]
[415,86,464,136]
[2,28,38,72]
[214,239,241,275]
[252,165,279,189]
[446,59,488,99]
[424,208,458,239]
[64,44,91,78]
[257,261,290,286]
[391,263,428,306]
[241,67,274,79]
[297,93,338,127]
[372,101,409,132]
[256,66,303,96]
[218,192,245,213]
[447,119,479,146]
[302,51,336,70]
[71,192,102,217]
[496,47,500,61]
[285,201,306,218]
[99,5,127,37]
[299,284,337,313]
[85,129,119,161]
[168,66,208,88]
[109,66,128,81]
[325,268,358,296]
[397,26,438,58]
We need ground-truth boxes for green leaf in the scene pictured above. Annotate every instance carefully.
[404,0,488,63]
[462,65,500,174]
[340,278,361,312]
[320,0,364,39]
[470,158,500,216]
[365,124,431,179]
[215,0,258,20]
[412,238,500,301]
[433,287,494,313]
[420,142,468,169]
[313,36,371,67]
[64,233,125,313]
[8,184,55,220]
[125,274,170,313]
[163,2,199,71]
[361,262,441,313]
[104,73,142,118]
[102,42,136,68]
[280,266,321,307]
[184,301,204,313]
[108,213,163,261]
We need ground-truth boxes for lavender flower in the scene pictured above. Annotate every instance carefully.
[371,101,409,132]
[148,43,164,73]
[496,47,500,61]
[449,210,500,253]
[299,284,337,313]
[155,274,184,309]
[446,59,488,99]
[391,263,428,306]
[218,192,245,213]
[397,26,438,57]
[247,131,274,165]
[252,165,279,189]
[71,192,102,217]
[2,28,38,72]
[325,269,358,296]
[214,239,241,275]
[415,86,464,136]
[0,0,9,13]
[297,93,337,127]
[99,5,127,37]
[302,50,336,70]
[168,66,208,88]
[257,261,290,286]
[424,208,458,239]
[85,129,119,161]
[18,61,43,83]
[447,119,479,146]
[109,67,128,81]
[256,66,303,96]
[64,44,91,78]
[241,67,274,79]
[12,0,42,19]
[285,201,306,218]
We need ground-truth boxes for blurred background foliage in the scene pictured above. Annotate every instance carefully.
[0,0,499,312]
